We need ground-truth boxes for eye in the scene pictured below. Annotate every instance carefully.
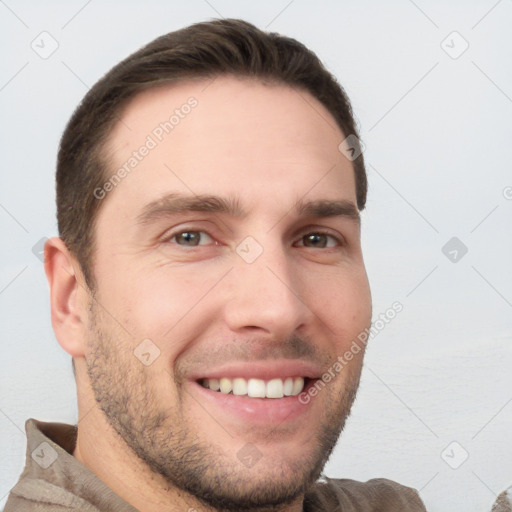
[167,230,214,247]
[296,232,343,249]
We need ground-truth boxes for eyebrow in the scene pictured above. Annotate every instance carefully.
[135,193,360,226]
[294,197,360,225]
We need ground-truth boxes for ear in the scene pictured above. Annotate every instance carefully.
[44,237,89,358]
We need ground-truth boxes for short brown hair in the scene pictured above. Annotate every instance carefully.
[57,18,367,292]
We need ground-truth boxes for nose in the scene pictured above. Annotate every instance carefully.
[222,242,314,339]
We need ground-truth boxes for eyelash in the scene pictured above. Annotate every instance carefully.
[163,229,345,249]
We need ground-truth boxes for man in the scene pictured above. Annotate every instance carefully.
[5,19,427,511]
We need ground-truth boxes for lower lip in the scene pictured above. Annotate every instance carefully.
[189,379,317,425]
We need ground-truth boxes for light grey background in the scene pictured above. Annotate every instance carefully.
[1,1,511,511]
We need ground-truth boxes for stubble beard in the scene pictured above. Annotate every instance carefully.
[85,299,363,511]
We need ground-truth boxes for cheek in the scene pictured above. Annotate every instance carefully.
[109,266,224,344]
[303,266,371,337]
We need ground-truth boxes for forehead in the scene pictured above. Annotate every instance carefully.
[100,75,357,219]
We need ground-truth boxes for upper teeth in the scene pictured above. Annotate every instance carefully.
[200,377,305,399]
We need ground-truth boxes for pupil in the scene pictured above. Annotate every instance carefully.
[306,234,326,248]
[179,232,199,245]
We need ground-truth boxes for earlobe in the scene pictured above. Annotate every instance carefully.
[44,237,88,358]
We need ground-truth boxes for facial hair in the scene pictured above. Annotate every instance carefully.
[85,298,364,512]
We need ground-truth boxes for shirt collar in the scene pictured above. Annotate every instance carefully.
[15,418,138,511]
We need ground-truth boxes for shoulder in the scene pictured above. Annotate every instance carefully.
[4,479,101,511]
[492,486,512,511]
[304,476,426,512]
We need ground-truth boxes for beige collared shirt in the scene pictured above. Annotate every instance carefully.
[5,418,427,511]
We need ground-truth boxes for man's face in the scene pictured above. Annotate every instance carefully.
[83,76,372,510]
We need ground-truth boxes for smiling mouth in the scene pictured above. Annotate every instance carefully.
[197,377,313,399]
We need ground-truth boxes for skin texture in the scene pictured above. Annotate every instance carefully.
[45,75,372,512]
